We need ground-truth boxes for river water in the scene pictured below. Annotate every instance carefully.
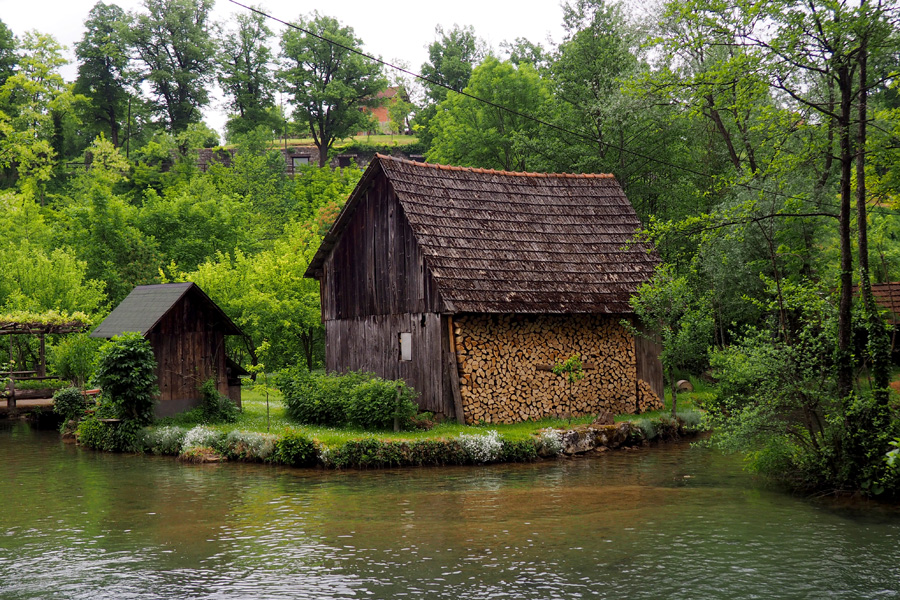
[1,421,899,599]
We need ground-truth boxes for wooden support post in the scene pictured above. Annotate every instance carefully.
[447,316,466,425]
[38,334,46,378]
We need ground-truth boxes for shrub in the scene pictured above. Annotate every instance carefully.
[537,428,563,456]
[406,439,468,466]
[49,333,101,387]
[75,416,143,452]
[14,378,68,391]
[499,438,538,463]
[93,332,158,425]
[346,378,418,430]
[223,430,276,461]
[458,430,503,464]
[199,378,240,424]
[272,431,319,467]
[329,438,405,469]
[141,426,188,455]
[182,425,225,452]
[278,369,373,426]
[53,386,87,424]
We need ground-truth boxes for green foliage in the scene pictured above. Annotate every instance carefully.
[345,379,418,431]
[127,0,216,132]
[93,332,158,425]
[76,416,143,452]
[271,431,318,467]
[420,24,485,103]
[14,378,67,391]
[198,378,240,424]
[218,12,277,139]
[427,57,551,172]
[498,438,539,463]
[278,12,387,166]
[49,333,101,387]
[552,354,585,384]
[52,386,87,423]
[278,368,370,426]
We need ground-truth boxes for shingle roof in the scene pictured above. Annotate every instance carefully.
[91,282,241,338]
[308,154,659,314]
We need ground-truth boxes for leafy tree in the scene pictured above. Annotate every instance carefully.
[0,31,78,183]
[0,241,106,315]
[128,0,216,132]
[217,10,278,139]
[279,12,387,167]
[74,2,133,148]
[630,264,714,416]
[420,24,485,103]
[181,222,324,371]
[427,57,551,171]
[0,18,16,90]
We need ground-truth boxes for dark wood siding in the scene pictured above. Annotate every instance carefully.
[325,313,452,415]
[635,323,664,400]
[146,291,230,417]
[322,176,443,320]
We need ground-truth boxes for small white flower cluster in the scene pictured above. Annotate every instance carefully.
[224,430,276,460]
[182,425,223,450]
[538,428,563,456]
[141,425,187,455]
[459,430,503,464]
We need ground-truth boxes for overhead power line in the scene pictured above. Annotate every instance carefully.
[227,0,897,221]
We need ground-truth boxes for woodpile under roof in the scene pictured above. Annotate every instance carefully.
[307,154,659,314]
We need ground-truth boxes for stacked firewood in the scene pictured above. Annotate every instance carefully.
[453,314,642,424]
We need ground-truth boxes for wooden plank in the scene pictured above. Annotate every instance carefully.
[446,315,466,424]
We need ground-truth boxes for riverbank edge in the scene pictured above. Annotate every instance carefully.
[62,413,704,470]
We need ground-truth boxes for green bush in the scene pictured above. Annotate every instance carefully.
[346,378,418,430]
[13,378,68,391]
[199,378,240,424]
[279,369,372,426]
[93,332,158,425]
[49,333,101,386]
[498,438,538,463]
[272,431,319,467]
[53,386,86,424]
[75,416,143,452]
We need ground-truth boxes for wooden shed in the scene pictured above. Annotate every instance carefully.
[305,155,664,424]
[91,282,244,418]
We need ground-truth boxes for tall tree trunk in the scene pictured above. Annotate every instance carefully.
[836,63,854,401]
[854,39,891,404]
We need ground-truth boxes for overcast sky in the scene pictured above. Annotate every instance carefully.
[0,0,567,136]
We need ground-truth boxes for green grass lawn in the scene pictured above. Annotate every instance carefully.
[157,382,709,448]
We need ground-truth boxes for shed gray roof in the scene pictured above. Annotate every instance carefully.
[91,282,241,338]
[307,155,659,314]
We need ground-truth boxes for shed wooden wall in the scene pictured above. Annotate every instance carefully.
[634,325,665,401]
[321,175,443,320]
[146,293,230,418]
[324,313,452,415]
[321,173,453,416]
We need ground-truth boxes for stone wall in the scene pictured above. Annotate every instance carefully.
[453,314,662,424]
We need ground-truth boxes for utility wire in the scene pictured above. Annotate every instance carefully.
[227,0,898,221]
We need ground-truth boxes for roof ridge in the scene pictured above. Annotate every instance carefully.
[374,153,615,179]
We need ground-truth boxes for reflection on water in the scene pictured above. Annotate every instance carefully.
[1,421,899,599]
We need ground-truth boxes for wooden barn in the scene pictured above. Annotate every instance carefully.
[91,282,244,418]
[305,154,664,424]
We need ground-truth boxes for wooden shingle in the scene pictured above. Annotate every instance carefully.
[307,154,658,314]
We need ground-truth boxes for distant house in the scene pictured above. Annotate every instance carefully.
[856,282,900,355]
[304,155,664,424]
[359,87,400,134]
[91,283,244,418]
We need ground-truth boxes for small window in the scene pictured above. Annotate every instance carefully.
[399,332,412,361]
[292,156,310,168]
